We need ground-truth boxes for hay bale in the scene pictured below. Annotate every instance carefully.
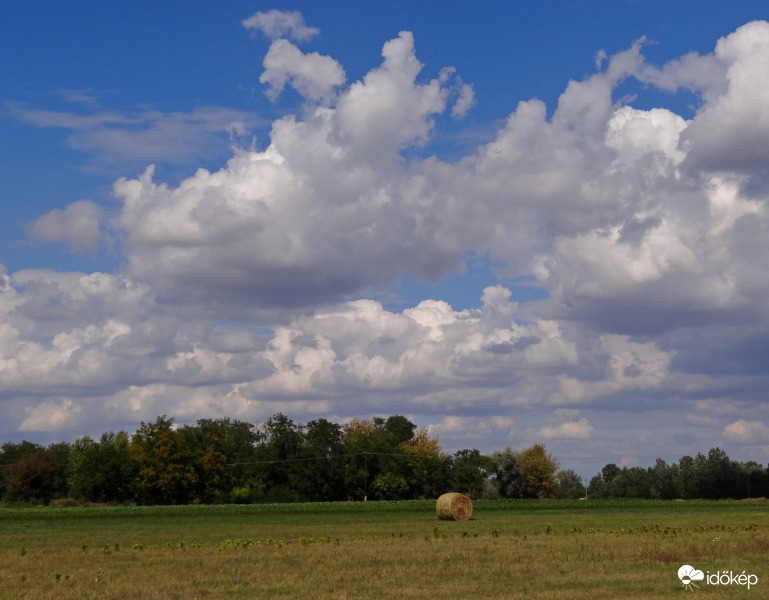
[436,492,473,521]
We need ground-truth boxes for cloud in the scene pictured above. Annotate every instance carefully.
[537,417,595,440]
[19,399,82,432]
[105,31,468,313]
[430,416,515,444]
[242,9,319,42]
[4,20,769,472]
[26,200,104,253]
[723,420,769,443]
[677,21,769,179]
[260,39,346,103]
[7,101,261,168]
[452,82,475,118]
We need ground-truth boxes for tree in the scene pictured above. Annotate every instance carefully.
[181,418,261,502]
[130,416,200,504]
[677,455,700,499]
[696,448,743,499]
[301,418,346,501]
[383,415,416,446]
[613,466,652,499]
[648,458,682,500]
[519,444,559,499]
[489,446,525,498]
[4,443,69,504]
[448,449,492,498]
[397,427,447,499]
[555,469,585,499]
[342,417,400,500]
[256,413,305,502]
[587,474,606,498]
[68,431,136,503]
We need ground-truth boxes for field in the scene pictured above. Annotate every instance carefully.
[0,499,766,599]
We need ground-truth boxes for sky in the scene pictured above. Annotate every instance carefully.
[2,1,769,478]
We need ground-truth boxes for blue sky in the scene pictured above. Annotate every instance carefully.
[2,1,769,477]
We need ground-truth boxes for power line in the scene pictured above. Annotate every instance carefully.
[224,451,410,467]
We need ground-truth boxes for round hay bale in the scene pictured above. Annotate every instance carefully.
[436,492,473,521]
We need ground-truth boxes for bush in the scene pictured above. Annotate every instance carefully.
[49,497,81,508]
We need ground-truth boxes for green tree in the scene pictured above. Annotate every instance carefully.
[256,413,305,502]
[447,449,492,498]
[68,431,136,503]
[587,474,606,498]
[301,418,346,501]
[371,471,409,500]
[555,469,585,499]
[180,418,261,502]
[648,458,682,499]
[342,417,400,500]
[489,446,525,498]
[612,466,652,499]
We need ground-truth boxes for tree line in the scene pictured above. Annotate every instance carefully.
[0,413,767,505]
[0,414,489,505]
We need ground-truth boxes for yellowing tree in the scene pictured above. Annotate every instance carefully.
[399,427,442,459]
[520,444,559,499]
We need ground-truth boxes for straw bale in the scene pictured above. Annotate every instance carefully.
[436,492,473,521]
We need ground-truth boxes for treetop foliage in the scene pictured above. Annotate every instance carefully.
[1,414,767,505]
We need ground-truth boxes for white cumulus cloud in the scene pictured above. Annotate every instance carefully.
[723,420,769,443]
[242,9,319,42]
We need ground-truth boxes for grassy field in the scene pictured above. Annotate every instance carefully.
[0,499,766,599]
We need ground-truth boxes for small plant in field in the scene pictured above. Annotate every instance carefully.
[461,530,470,538]
[132,543,145,550]
[101,544,111,553]
[94,568,103,583]
[492,528,500,537]
[20,547,28,556]
[55,573,62,582]
[218,537,256,550]
[545,524,552,534]
[80,543,88,553]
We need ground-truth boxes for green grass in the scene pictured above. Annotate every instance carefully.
[0,499,766,599]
